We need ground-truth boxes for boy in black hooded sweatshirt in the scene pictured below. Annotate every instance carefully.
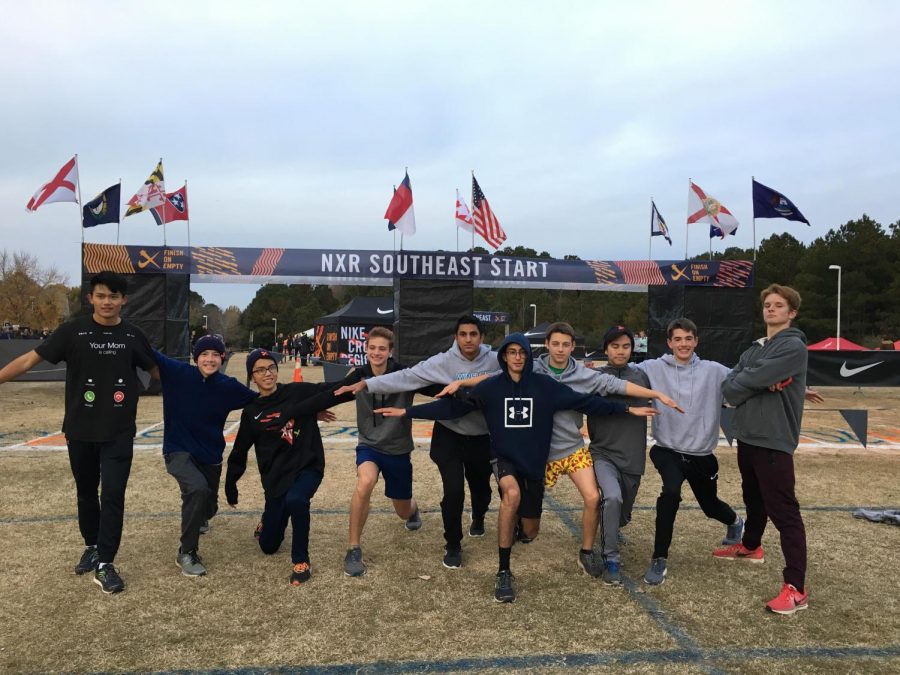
[376,333,657,603]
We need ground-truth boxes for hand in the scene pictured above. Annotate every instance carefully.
[333,380,367,396]
[435,380,464,398]
[317,410,337,422]
[769,376,794,392]
[627,406,658,417]
[654,392,684,413]
[374,407,407,418]
[805,388,825,404]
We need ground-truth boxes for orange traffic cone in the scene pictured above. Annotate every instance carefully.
[293,356,303,382]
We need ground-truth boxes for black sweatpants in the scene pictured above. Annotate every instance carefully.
[737,441,807,590]
[429,423,493,549]
[165,452,221,554]
[650,444,736,559]
[66,433,135,564]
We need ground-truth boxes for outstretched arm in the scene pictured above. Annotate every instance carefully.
[0,350,43,384]
[621,381,683,413]
[434,373,493,398]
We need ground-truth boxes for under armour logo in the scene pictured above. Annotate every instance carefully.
[504,398,533,428]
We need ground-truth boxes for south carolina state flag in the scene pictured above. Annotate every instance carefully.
[384,171,416,236]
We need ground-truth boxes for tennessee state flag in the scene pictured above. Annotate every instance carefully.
[384,171,416,235]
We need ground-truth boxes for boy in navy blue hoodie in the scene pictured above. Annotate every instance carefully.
[376,333,657,603]
[155,335,257,577]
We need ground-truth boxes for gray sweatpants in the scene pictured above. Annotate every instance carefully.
[593,455,642,564]
[164,452,221,554]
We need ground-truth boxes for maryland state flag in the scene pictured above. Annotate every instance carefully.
[82,183,121,228]
[124,161,165,217]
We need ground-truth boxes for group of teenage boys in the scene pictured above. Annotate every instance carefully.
[0,271,817,615]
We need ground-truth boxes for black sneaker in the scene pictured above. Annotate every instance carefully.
[75,546,99,575]
[515,520,534,544]
[93,564,125,594]
[494,570,515,603]
[442,546,462,569]
[469,516,485,537]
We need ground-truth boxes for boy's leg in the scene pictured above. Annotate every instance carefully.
[567,461,600,551]
[649,445,687,560]
[66,440,102,551]
[95,434,135,564]
[683,453,737,526]
[619,472,642,527]
[461,433,493,524]
[381,452,417,521]
[197,462,222,524]
[349,459,379,547]
[285,470,324,565]
[259,492,289,555]
[164,452,212,554]
[737,441,769,549]
[594,456,625,563]
[429,424,467,552]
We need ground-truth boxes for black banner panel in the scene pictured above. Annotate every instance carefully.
[393,279,474,365]
[807,351,900,387]
[648,285,756,368]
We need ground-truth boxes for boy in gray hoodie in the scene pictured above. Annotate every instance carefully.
[588,325,655,585]
[716,284,815,615]
[334,316,496,569]
[636,318,744,586]
[340,327,440,577]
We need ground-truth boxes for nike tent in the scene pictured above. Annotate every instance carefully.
[807,337,868,351]
[314,297,394,366]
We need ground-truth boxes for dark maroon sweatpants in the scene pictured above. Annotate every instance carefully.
[737,441,807,590]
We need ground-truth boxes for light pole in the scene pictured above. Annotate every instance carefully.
[202,315,208,331]
[828,265,841,350]
[272,317,278,347]
[528,303,537,328]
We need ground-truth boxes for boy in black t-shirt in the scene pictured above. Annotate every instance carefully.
[0,271,158,594]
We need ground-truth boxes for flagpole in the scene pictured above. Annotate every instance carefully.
[75,154,84,244]
[456,188,459,253]
[160,157,167,247]
[751,175,757,261]
[648,199,653,261]
[185,180,190,252]
[685,179,691,260]
[116,178,122,245]
[471,170,476,252]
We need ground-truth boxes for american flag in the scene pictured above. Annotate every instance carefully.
[471,176,507,249]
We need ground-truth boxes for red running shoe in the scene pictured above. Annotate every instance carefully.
[712,542,765,563]
[766,583,808,615]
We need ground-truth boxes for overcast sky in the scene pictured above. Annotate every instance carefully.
[2,1,899,310]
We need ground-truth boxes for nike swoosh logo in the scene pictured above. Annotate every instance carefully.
[376,308,393,314]
[840,361,883,377]
[254,412,264,419]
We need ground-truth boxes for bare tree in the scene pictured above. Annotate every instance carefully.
[0,250,70,330]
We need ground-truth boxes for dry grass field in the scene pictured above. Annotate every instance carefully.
[1,355,898,674]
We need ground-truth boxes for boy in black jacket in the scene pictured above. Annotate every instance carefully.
[225,349,351,585]
[376,333,657,603]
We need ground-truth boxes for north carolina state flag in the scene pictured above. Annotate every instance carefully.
[384,171,416,235]
[26,156,79,211]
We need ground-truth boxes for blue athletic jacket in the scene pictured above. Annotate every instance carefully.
[405,333,627,480]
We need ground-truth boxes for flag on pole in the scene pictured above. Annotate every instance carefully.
[26,156,79,211]
[752,179,810,225]
[651,201,672,245]
[82,184,121,228]
[472,176,507,249]
[687,181,739,239]
[151,184,189,225]
[124,161,165,217]
[455,189,474,232]
[384,171,416,235]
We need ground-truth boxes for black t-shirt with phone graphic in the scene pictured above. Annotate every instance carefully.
[36,315,156,442]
